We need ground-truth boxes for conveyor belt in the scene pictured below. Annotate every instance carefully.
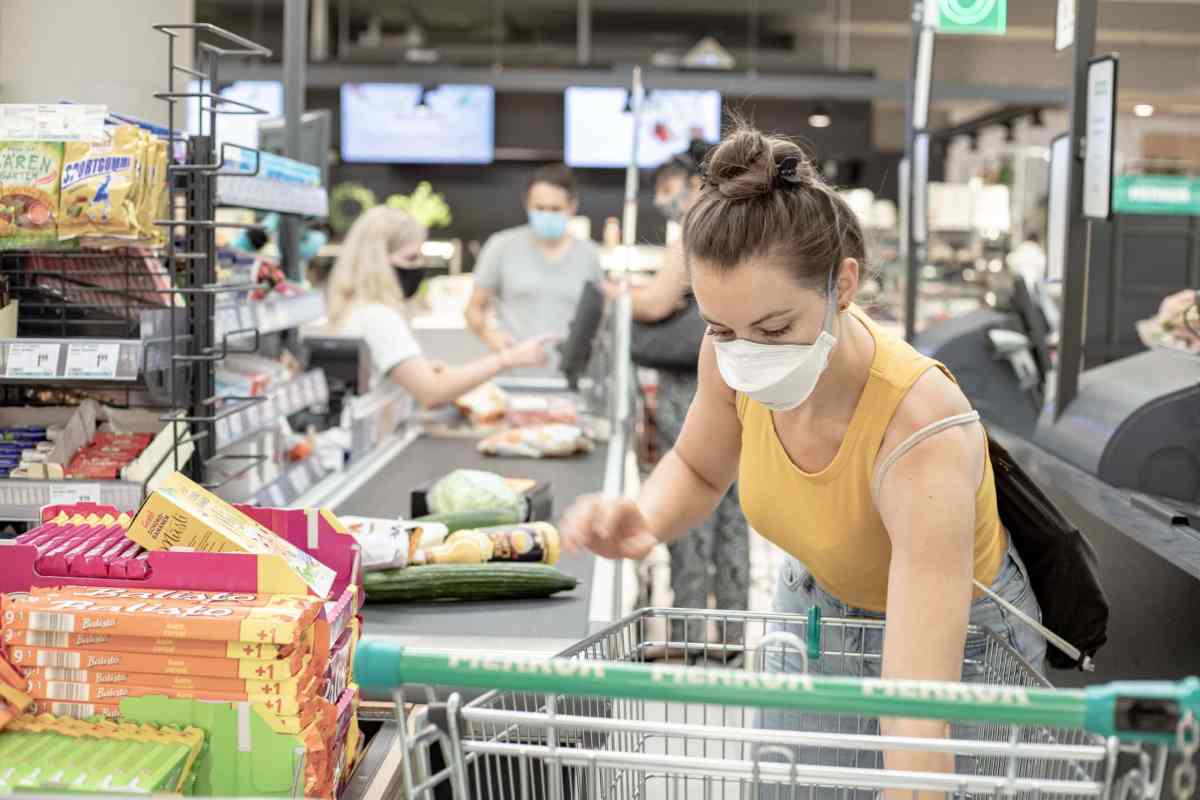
[340,435,603,641]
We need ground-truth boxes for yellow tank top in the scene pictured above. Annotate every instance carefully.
[736,309,1007,613]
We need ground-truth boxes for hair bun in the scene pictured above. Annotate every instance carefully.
[702,126,814,200]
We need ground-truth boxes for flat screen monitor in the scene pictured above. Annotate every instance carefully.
[339,83,495,164]
[1046,133,1071,283]
[186,80,284,150]
[564,87,721,169]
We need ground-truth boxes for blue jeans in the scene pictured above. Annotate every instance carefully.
[752,545,1047,797]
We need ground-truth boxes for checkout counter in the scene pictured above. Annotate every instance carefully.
[312,321,630,800]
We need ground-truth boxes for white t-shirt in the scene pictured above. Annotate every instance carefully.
[329,303,422,386]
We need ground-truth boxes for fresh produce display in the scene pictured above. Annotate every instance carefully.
[363,563,578,603]
[427,468,525,519]
[478,423,593,459]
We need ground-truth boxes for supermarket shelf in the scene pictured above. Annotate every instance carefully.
[215,174,329,217]
[214,292,325,340]
[214,369,328,449]
[0,479,144,522]
[247,457,330,507]
[0,338,166,383]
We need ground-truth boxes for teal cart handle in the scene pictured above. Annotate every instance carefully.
[355,637,1200,746]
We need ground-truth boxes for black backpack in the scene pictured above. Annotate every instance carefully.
[989,436,1110,670]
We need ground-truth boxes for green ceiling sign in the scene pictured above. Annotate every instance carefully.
[1113,175,1200,216]
[937,0,1007,35]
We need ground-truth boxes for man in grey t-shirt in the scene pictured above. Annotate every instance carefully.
[466,164,603,374]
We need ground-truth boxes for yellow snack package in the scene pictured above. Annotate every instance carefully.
[58,126,141,240]
[139,136,167,245]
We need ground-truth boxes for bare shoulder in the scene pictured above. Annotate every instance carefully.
[878,366,980,472]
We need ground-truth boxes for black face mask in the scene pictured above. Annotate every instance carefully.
[397,267,428,299]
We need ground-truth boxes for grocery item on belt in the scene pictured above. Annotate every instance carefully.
[415,530,494,565]
[0,141,63,248]
[506,394,579,427]
[478,423,593,459]
[453,382,508,425]
[363,563,578,602]
[58,126,142,240]
[339,516,422,572]
[2,586,321,644]
[448,522,561,564]
[427,468,525,518]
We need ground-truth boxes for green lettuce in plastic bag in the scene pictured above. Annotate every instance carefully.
[428,469,523,517]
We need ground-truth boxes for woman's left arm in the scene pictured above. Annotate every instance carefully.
[875,369,985,787]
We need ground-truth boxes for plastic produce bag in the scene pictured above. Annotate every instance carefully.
[428,469,524,517]
[477,424,593,459]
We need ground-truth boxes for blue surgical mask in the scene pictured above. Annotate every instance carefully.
[528,210,568,241]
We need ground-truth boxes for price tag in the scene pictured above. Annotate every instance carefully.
[0,104,107,142]
[64,342,120,379]
[267,483,287,507]
[49,482,102,505]
[6,342,60,379]
[291,465,312,495]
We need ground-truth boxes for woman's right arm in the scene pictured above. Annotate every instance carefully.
[562,337,741,558]
[388,336,552,409]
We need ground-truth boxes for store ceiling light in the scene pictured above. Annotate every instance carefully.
[1134,103,1155,118]
[808,104,832,129]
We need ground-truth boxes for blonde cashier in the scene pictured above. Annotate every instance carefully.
[324,207,552,407]
[562,126,1046,780]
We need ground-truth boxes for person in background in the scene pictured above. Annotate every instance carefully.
[626,143,751,657]
[324,207,552,407]
[466,164,604,368]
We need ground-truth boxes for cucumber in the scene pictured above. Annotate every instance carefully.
[364,564,577,602]
[413,508,522,533]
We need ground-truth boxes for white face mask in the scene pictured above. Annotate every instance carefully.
[713,274,839,413]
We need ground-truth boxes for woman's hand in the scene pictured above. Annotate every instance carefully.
[561,495,659,561]
[502,335,557,369]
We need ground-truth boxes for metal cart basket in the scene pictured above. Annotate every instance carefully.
[377,608,1197,800]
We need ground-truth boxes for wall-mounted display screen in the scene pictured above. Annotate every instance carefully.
[186,80,284,150]
[564,87,721,168]
[340,83,495,164]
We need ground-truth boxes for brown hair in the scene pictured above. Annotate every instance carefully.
[526,163,578,200]
[682,124,865,294]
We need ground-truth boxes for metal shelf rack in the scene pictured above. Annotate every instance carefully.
[0,23,329,520]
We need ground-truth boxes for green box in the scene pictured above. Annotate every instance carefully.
[937,0,1006,35]
[1113,175,1200,216]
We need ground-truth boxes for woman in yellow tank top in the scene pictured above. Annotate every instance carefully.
[563,124,1046,782]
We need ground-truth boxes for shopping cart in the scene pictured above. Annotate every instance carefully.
[357,608,1200,800]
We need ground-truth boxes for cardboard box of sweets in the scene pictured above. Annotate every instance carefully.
[126,472,336,598]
